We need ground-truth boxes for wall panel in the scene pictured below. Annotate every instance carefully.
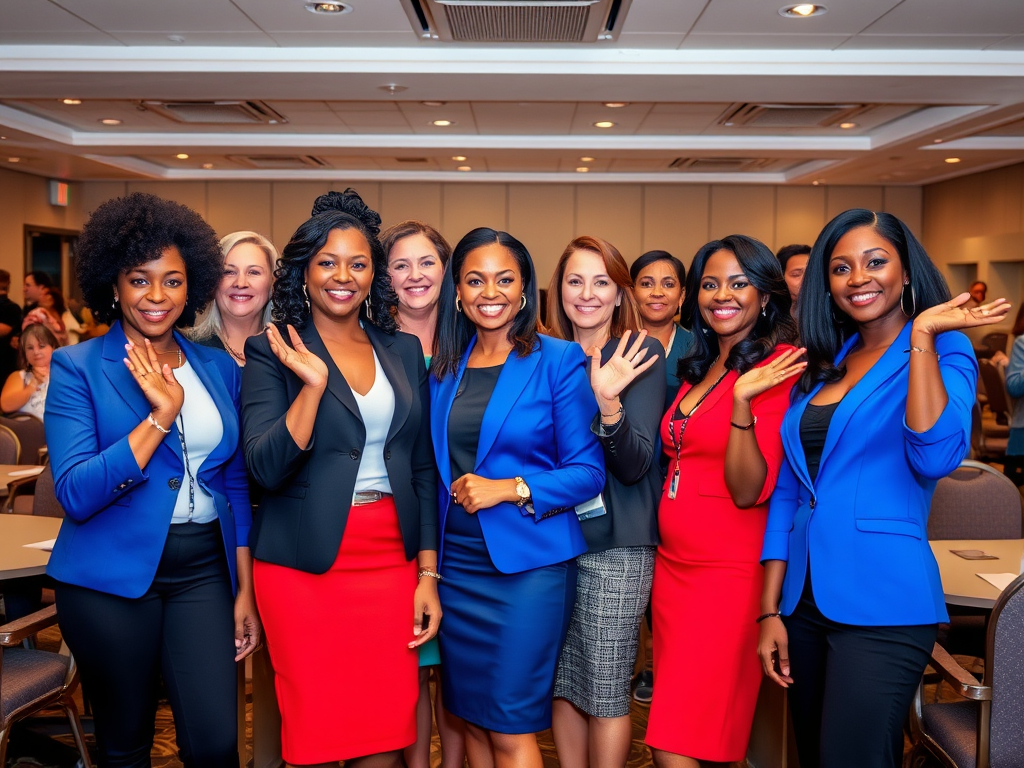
[710,186,775,246]
[825,186,884,220]
[126,181,207,217]
[206,182,272,240]
[379,183,442,232]
[575,184,643,265]
[442,184,508,246]
[507,184,576,282]
[271,182,332,247]
[775,186,826,251]
[642,185,710,267]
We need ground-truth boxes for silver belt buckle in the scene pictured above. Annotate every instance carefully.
[353,491,389,506]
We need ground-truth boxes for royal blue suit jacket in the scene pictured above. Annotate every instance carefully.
[761,323,977,626]
[45,322,251,599]
[430,335,605,574]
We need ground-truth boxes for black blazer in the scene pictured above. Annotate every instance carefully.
[241,321,437,573]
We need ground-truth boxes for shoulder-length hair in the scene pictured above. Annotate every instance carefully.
[629,249,686,285]
[189,231,277,342]
[546,235,642,341]
[798,209,950,393]
[431,227,540,380]
[272,192,398,334]
[19,323,60,369]
[381,220,451,266]
[679,235,796,384]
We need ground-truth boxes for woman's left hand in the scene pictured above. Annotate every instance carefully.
[733,347,807,404]
[588,329,658,408]
[233,588,262,662]
[410,577,441,648]
[913,293,1012,336]
[450,474,517,514]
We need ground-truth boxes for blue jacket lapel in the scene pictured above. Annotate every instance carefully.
[475,340,541,470]
[430,340,471,490]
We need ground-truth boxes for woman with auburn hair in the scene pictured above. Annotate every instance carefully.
[547,236,665,768]
[1,322,59,420]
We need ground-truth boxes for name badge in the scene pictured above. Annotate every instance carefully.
[575,494,607,521]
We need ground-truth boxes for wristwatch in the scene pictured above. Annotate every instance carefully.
[514,476,531,507]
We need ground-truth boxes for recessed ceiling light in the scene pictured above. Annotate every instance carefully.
[576,167,590,173]
[202,163,214,169]
[305,2,352,13]
[452,155,467,161]
[839,122,857,129]
[594,121,616,129]
[431,119,454,127]
[457,166,472,172]
[603,102,629,108]
[99,118,122,125]
[176,153,190,160]
[61,98,82,105]
[579,156,595,162]
[7,157,20,163]
[934,139,944,144]
[0,136,6,140]
[167,35,185,43]
[945,157,961,163]
[422,101,446,107]
[779,4,827,18]
[378,84,408,94]
[812,179,824,185]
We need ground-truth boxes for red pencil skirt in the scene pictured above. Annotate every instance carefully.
[254,498,418,764]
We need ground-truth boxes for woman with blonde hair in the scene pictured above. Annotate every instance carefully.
[191,231,277,366]
[547,236,665,768]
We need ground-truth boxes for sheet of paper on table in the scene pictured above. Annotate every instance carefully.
[8,467,44,478]
[977,572,1018,591]
[22,539,56,551]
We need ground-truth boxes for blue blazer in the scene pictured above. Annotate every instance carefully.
[430,335,605,574]
[45,322,251,599]
[761,323,977,626]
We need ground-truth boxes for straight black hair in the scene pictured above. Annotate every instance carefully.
[679,235,796,384]
[776,243,812,271]
[797,208,951,393]
[432,227,539,380]
[630,250,686,285]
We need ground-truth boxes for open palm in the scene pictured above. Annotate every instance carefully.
[914,292,1011,336]
[734,347,807,405]
[266,323,328,389]
[589,330,657,403]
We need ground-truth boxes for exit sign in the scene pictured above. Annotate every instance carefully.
[49,180,69,207]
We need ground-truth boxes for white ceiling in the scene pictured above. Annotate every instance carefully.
[1,0,1023,185]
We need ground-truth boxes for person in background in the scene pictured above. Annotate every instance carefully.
[968,280,987,307]
[45,192,259,768]
[430,227,605,768]
[1,322,58,420]
[190,231,277,367]
[547,236,664,768]
[776,244,812,315]
[758,209,1007,768]
[0,270,22,384]
[994,302,1024,484]
[382,219,467,768]
[646,235,801,768]
[24,286,69,346]
[22,270,52,315]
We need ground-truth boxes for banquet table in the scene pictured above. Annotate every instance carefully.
[0,513,61,580]
[930,538,1024,609]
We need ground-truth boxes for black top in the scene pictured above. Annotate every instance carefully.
[801,401,840,484]
[448,365,503,481]
[584,335,666,552]
[196,334,227,353]
[0,295,22,385]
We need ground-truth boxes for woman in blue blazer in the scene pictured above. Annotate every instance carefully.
[430,228,605,768]
[46,193,257,768]
[758,209,1010,768]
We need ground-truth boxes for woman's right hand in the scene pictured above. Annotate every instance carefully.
[266,323,328,390]
[758,616,793,688]
[124,339,184,426]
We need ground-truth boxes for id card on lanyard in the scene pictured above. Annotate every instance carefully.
[667,367,728,500]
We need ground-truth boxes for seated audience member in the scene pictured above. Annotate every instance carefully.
[23,287,69,346]
[1,322,58,420]
[0,269,22,384]
[758,209,1008,768]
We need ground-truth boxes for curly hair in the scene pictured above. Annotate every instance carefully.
[76,193,222,327]
[272,189,398,333]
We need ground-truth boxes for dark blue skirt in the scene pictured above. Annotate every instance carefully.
[438,506,577,733]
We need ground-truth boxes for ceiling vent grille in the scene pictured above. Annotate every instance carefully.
[228,155,330,170]
[140,101,287,125]
[718,103,869,129]
[669,157,776,172]
[401,0,631,42]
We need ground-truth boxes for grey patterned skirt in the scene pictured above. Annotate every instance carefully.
[554,546,656,718]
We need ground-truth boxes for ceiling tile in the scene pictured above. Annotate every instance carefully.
[569,103,654,134]
[471,103,577,135]
[265,31,421,46]
[691,0,901,34]
[861,0,1024,35]
[397,102,478,134]
[620,0,706,34]
[842,34,1012,49]
[105,31,278,46]
[0,0,120,41]
[232,0,414,33]
[680,33,851,49]
[615,33,687,48]
[49,0,261,33]
[985,34,1024,50]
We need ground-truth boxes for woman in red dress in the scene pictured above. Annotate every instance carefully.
[646,235,803,766]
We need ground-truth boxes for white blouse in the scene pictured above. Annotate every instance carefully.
[170,359,224,525]
[351,349,395,496]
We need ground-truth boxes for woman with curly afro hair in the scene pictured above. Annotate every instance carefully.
[241,189,439,768]
[45,192,260,768]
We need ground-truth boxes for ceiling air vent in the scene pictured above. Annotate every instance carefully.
[400,0,632,43]
[718,103,869,129]
[395,157,430,163]
[140,101,288,125]
[670,157,776,172]
[228,155,331,170]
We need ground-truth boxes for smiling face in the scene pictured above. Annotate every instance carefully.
[827,225,906,327]
[388,233,445,314]
[783,253,809,304]
[457,243,523,335]
[698,249,764,343]
[561,249,618,339]
[633,259,683,326]
[305,227,374,324]
[216,241,273,323]
[115,246,188,344]
[23,334,53,370]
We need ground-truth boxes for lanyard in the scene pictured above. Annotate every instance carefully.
[176,415,196,522]
[667,366,728,500]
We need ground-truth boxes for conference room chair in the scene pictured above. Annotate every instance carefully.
[978,360,1013,428]
[971,402,1007,462]
[0,415,46,466]
[980,332,1010,358]
[0,426,19,466]
[0,605,92,768]
[6,465,60,517]
[906,572,1024,768]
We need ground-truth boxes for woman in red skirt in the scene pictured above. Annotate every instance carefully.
[242,190,440,768]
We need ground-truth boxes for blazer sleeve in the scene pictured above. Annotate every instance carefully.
[411,348,438,552]
[761,453,799,563]
[46,350,148,521]
[903,331,977,480]
[749,349,798,506]
[224,360,253,548]
[527,343,606,520]
[241,333,314,490]
[593,339,666,486]
[1005,336,1024,398]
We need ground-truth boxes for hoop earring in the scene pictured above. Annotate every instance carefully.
[901,283,916,317]
[455,296,463,313]
[519,295,527,312]
[302,284,311,313]
[364,297,373,321]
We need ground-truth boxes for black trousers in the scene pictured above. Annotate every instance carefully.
[55,521,238,768]
[784,582,936,768]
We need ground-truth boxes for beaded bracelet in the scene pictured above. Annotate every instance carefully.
[756,612,782,623]
[418,569,443,582]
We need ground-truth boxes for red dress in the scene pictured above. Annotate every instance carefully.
[646,348,794,762]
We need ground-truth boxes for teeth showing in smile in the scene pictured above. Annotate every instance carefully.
[326,289,355,300]
[849,291,881,305]
[574,305,600,314]
[712,307,740,318]
[140,310,168,319]
[405,286,430,295]
[477,304,507,317]
[228,294,254,302]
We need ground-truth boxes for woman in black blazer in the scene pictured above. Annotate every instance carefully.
[241,190,439,768]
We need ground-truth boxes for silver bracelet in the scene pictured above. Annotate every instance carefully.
[418,569,443,582]
[905,346,941,361]
[147,413,171,434]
